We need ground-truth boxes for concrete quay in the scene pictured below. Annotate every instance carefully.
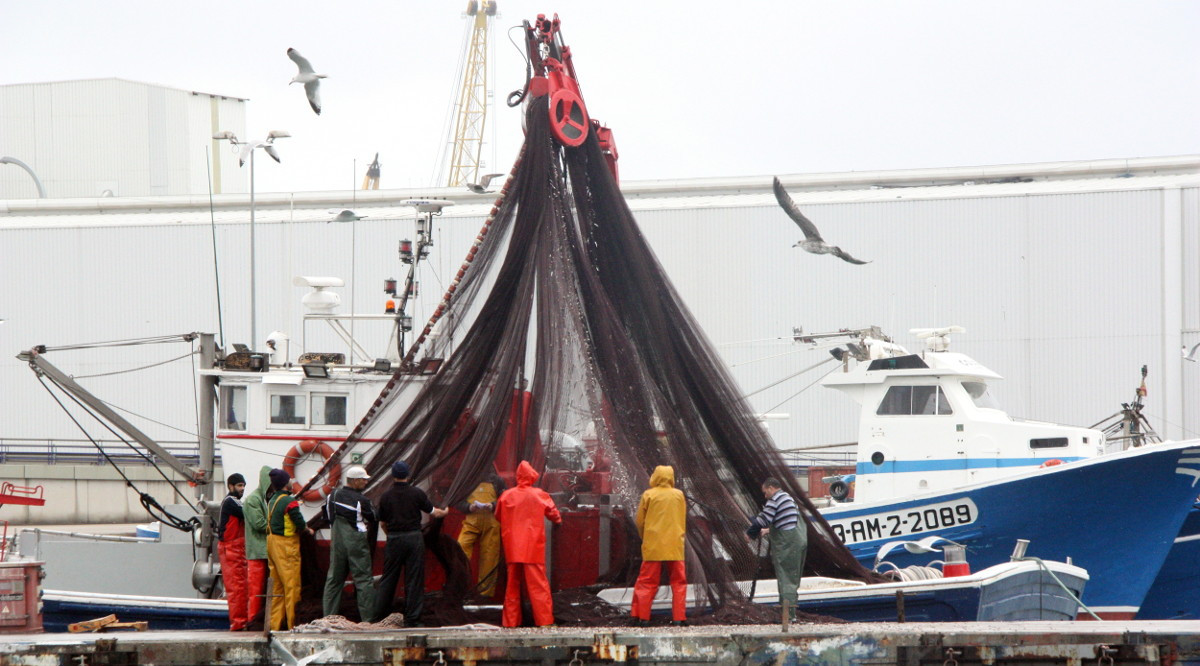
[3,620,1200,665]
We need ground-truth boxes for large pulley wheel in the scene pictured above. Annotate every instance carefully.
[550,88,589,147]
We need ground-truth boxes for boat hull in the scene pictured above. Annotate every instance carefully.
[41,590,229,632]
[821,440,1200,619]
[596,561,1087,623]
[1137,503,1200,619]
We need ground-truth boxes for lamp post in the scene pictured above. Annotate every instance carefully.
[213,130,290,350]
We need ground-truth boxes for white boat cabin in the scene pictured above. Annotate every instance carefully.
[821,332,1105,505]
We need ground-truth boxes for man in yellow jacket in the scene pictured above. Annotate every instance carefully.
[631,465,688,626]
[455,471,505,597]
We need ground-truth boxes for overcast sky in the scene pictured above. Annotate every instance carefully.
[4,1,1199,193]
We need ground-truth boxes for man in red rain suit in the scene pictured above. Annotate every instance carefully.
[495,460,562,627]
[216,473,249,631]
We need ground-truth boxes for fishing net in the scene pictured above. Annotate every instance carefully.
[300,92,880,626]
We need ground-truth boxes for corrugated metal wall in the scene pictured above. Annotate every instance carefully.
[1,182,1196,455]
[0,79,246,198]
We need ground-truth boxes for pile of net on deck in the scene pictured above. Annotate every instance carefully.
[299,94,880,626]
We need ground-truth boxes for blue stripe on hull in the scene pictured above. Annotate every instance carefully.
[857,457,1086,474]
[825,442,1199,614]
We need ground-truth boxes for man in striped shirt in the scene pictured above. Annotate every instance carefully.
[747,478,807,618]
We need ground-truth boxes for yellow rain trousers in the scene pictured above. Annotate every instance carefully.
[457,481,501,597]
[266,533,301,630]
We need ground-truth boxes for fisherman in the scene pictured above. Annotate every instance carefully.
[631,465,688,626]
[266,468,312,630]
[242,465,273,626]
[455,468,505,597]
[216,472,249,631]
[747,477,807,619]
[495,460,562,627]
[322,465,377,620]
[372,460,448,626]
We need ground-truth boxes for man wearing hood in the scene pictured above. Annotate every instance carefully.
[455,469,505,598]
[242,466,273,625]
[631,465,688,626]
[266,468,312,630]
[495,460,562,627]
[217,472,249,630]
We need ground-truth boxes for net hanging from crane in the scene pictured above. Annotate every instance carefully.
[302,93,878,626]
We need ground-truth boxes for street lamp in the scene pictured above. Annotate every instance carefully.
[213,130,291,350]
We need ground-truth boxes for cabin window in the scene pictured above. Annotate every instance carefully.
[962,381,1000,410]
[1030,437,1068,449]
[311,394,348,426]
[220,385,247,431]
[270,394,306,425]
[876,385,953,415]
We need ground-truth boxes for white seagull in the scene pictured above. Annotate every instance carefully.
[287,48,326,115]
[466,173,506,194]
[773,176,870,265]
[328,209,366,224]
[1184,343,1200,362]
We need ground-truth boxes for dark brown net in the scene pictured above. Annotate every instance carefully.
[302,94,880,626]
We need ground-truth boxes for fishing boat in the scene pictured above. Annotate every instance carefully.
[811,327,1200,620]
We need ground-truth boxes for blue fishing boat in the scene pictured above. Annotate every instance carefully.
[813,328,1200,619]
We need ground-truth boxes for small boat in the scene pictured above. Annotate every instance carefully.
[40,590,229,633]
[810,327,1200,619]
[597,541,1088,623]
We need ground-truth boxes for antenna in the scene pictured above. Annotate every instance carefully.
[205,147,226,349]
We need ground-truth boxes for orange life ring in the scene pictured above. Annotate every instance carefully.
[282,439,341,502]
[1040,458,1064,468]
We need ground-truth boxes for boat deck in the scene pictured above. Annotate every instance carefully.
[4,620,1200,665]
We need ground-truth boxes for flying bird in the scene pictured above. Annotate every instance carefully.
[466,173,505,194]
[287,48,326,115]
[1184,343,1200,362]
[328,209,366,224]
[773,176,870,265]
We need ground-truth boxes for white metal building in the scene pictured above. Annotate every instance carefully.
[0,79,247,199]
[1,156,1197,459]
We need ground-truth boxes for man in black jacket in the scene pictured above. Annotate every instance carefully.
[322,465,377,619]
[372,461,447,626]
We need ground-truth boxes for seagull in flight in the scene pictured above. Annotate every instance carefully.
[1184,343,1200,362]
[328,209,366,224]
[466,173,505,194]
[773,177,870,265]
[287,48,326,115]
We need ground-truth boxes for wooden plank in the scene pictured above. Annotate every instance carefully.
[104,621,149,631]
[67,614,118,633]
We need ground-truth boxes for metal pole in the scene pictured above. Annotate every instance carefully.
[250,149,257,350]
[197,333,217,502]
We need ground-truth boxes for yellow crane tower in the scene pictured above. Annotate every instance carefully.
[445,0,497,187]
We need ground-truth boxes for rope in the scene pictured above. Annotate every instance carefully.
[70,351,197,379]
[36,374,200,521]
[762,364,839,413]
[743,356,835,398]
[39,333,198,352]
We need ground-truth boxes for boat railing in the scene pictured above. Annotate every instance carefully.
[0,438,219,468]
